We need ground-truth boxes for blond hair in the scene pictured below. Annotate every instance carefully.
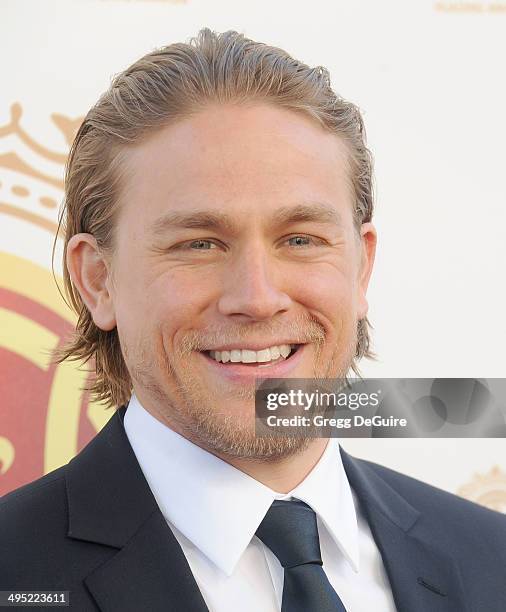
[54,28,375,409]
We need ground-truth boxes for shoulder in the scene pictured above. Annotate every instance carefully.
[0,466,69,585]
[0,463,119,598]
[362,457,505,517]
[0,465,68,545]
[0,465,68,527]
[357,456,506,555]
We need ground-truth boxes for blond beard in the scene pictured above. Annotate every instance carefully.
[128,314,357,461]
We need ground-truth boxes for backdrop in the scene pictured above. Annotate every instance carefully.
[1,0,505,512]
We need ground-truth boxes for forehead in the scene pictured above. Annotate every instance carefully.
[117,103,353,230]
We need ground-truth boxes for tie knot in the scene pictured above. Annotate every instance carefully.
[255,499,323,569]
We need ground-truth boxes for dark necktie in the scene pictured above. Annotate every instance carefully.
[256,499,348,612]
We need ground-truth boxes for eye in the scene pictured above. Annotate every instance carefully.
[185,239,218,250]
[285,235,324,248]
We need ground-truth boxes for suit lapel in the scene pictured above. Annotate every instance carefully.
[340,447,468,612]
[65,406,208,612]
[83,510,209,612]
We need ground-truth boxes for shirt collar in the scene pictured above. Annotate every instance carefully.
[123,393,359,577]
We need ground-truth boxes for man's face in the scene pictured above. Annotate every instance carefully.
[107,103,375,459]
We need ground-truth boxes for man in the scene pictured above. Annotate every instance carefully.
[1,28,505,612]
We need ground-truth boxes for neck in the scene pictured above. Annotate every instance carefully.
[211,439,329,493]
[133,390,329,494]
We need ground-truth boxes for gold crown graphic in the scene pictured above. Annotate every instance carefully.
[0,102,82,234]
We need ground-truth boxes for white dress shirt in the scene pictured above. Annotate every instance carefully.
[124,394,397,612]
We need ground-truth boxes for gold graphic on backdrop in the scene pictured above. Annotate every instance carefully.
[434,1,506,12]
[0,436,15,475]
[1,252,112,477]
[0,102,83,234]
[0,105,110,494]
[458,466,506,513]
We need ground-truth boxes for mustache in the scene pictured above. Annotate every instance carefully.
[176,312,326,355]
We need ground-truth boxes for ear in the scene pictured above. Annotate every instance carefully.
[66,233,117,331]
[356,222,377,320]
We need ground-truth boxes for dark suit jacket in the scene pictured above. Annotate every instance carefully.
[1,405,505,611]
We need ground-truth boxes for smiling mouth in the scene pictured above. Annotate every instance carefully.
[201,344,302,367]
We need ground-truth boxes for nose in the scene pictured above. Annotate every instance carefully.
[217,245,292,321]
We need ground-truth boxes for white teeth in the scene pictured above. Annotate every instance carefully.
[269,346,280,360]
[279,345,291,358]
[208,344,297,364]
[241,349,257,363]
[256,348,271,362]
[230,350,242,363]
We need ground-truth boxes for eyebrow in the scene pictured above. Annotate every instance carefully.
[149,201,343,235]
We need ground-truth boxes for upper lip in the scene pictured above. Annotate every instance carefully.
[202,342,305,352]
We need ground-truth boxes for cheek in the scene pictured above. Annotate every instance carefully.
[142,272,215,343]
[296,267,358,322]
